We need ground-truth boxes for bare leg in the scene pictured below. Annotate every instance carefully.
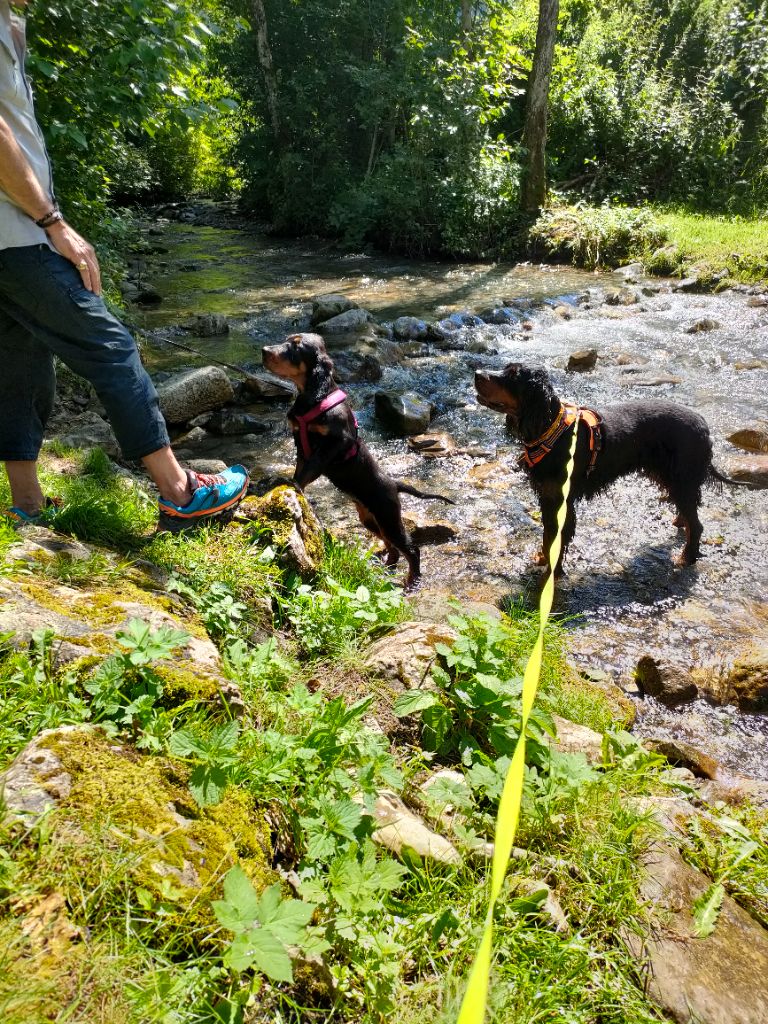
[5,461,45,515]
[142,447,192,506]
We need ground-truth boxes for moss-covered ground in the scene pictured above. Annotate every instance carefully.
[0,447,766,1023]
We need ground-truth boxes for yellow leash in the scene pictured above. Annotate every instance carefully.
[456,421,579,1024]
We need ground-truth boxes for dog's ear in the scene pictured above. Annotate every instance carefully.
[502,362,521,379]
[307,346,335,392]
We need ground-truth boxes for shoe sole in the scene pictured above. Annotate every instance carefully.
[157,481,248,534]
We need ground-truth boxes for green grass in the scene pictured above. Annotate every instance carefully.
[656,209,768,283]
[530,202,768,283]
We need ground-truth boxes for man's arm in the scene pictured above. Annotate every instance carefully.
[0,114,102,294]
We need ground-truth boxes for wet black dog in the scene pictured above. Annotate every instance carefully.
[262,333,452,588]
[475,362,745,574]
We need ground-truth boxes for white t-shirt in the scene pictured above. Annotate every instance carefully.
[0,2,54,250]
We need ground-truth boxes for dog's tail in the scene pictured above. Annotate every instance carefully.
[396,482,455,504]
[709,465,760,490]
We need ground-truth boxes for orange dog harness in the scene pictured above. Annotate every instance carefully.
[521,403,603,473]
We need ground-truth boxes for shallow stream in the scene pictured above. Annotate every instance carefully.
[135,213,768,778]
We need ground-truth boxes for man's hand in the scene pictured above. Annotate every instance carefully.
[46,221,102,295]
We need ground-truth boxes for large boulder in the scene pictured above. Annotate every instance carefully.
[628,842,768,1024]
[310,293,359,326]
[331,348,383,383]
[374,390,434,435]
[236,487,324,578]
[605,287,639,306]
[157,366,235,425]
[567,348,598,372]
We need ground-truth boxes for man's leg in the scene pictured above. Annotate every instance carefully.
[0,245,246,518]
[0,305,55,514]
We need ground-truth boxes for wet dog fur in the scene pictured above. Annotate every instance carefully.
[474,362,735,574]
[262,332,452,588]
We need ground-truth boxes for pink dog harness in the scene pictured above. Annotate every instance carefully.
[293,389,359,460]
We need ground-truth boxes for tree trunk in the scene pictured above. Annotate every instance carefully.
[248,0,283,145]
[521,0,559,214]
[460,1,473,36]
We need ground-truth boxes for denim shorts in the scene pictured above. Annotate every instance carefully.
[0,243,169,462]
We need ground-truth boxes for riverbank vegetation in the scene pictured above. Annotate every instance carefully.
[27,0,768,277]
[3,446,767,1022]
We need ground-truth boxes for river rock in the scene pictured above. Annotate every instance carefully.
[643,738,719,779]
[635,655,699,706]
[478,307,520,326]
[567,348,598,372]
[236,488,323,578]
[239,370,295,401]
[407,432,456,458]
[58,411,120,459]
[402,516,459,545]
[746,295,768,308]
[727,422,768,453]
[363,621,458,693]
[369,791,461,865]
[628,842,768,1024]
[135,286,162,305]
[185,458,228,475]
[206,409,270,436]
[392,316,431,340]
[331,349,383,383]
[374,390,434,435]
[311,293,359,325]
[157,366,235,425]
[185,313,229,337]
[722,454,768,487]
[613,262,644,282]
[605,287,638,306]
[685,318,721,334]
[552,304,573,320]
[317,307,374,334]
[719,643,768,712]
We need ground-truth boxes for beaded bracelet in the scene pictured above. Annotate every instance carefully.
[35,207,63,229]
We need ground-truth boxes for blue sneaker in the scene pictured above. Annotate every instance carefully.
[158,465,249,533]
[7,497,62,526]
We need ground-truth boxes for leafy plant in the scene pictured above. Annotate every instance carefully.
[213,867,321,983]
[169,720,240,807]
[169,576,247,641]
[393,612,555,763]
[84,618,190,750]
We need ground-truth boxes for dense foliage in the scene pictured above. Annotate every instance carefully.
[22,0,768,255]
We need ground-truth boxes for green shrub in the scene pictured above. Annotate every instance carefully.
[530,203,668,268]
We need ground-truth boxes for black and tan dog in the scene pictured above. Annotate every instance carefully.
[475,362,747,574]
[262,332,452,587]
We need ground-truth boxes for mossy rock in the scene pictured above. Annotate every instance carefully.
[0,526,243,713]
[0,726,275,943]
[238,487,324,577]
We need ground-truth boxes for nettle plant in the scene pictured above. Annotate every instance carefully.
[393,612,556,763]
[84,618,190,751]
[280,576,404,657]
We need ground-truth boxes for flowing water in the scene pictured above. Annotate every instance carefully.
[135,213,768,778]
